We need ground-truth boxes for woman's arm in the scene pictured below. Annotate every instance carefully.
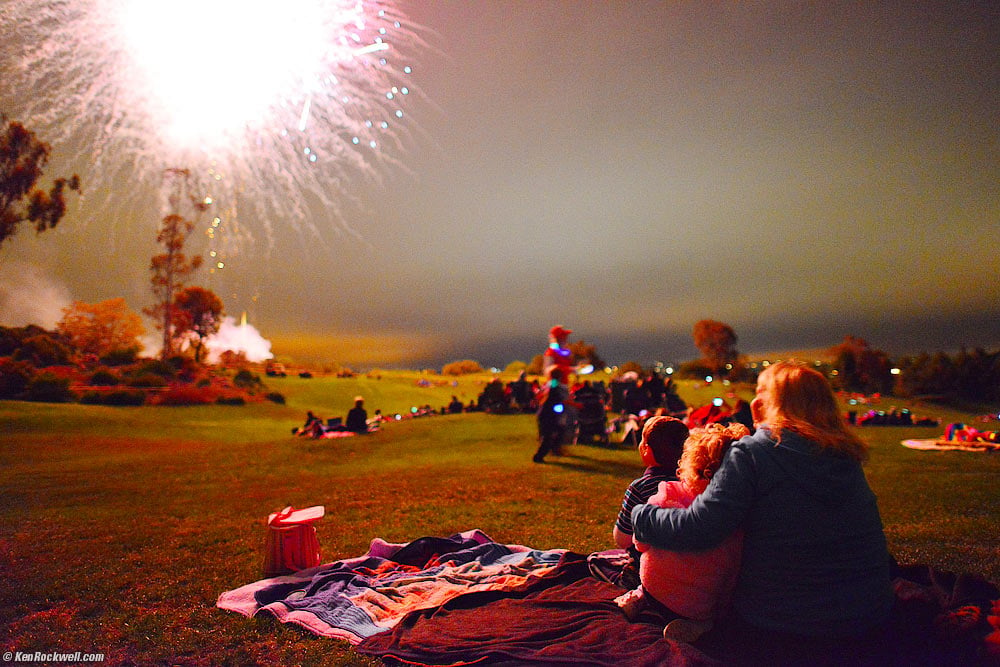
[631,443,757,550]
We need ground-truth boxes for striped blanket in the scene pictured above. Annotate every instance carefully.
[216,529,569,644]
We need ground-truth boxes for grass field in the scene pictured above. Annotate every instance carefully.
[2,371,998,665]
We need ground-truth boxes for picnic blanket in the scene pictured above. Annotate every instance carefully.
[216,529,570,644]
[903,438,1000,452]
[218,530,1000,665]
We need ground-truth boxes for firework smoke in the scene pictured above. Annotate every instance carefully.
[204,314,273,363]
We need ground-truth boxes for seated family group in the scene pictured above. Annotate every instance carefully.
[294,396,374,437]
[610,360,895,651]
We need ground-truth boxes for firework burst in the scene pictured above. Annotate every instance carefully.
[0,0,422,262]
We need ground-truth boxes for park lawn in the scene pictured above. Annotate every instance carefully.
[1,373,998,666]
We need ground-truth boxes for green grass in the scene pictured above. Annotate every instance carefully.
[1,372,998,665]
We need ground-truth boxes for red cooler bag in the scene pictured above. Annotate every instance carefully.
[263,505,324,577]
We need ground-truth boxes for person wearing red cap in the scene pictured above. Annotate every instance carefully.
[543,325,575,381]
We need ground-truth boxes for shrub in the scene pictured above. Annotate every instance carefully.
[100,347,140,366]
[13,334,73,367]
[504,361,528,374]
[89,369,119,386]
[442,360,484,376]
[216,395,246,406]
[233,369,261,389]
[154,385,216,406]
[674,359,715,380]
[265,392,286,404]
[127,373,168,388]
[0,357,35,399]
[80,389,146,406]
[24,372,76,403]
[168,355,202,383]
[130,359,176,380]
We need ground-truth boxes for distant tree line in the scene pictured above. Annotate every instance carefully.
[665,324,1000,407]
[894,347,1000,404]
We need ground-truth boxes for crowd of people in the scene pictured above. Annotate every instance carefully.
[287,322,967,657]
[852,407,939,426]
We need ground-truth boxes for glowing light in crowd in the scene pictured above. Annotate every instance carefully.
[0,0,421,257]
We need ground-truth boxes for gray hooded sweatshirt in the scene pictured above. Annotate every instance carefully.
[632,426,893,637]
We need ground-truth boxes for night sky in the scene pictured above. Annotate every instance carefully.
[2,1,998,369]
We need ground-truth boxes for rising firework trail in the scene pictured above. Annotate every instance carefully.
[0,0,423,262]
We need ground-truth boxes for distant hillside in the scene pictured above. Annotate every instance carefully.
[741,347,836,363]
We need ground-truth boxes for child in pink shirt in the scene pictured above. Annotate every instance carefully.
[615,422,749,642]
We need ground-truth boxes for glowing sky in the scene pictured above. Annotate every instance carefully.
[2,1,998,369]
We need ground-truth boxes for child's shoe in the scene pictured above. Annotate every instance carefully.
[613,588,645,621]
[663,617,713,643]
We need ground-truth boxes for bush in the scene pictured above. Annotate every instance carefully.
[674,359,715,380]
[100,347,140,367]
[130,359,176,380]
[233,369,261,389]
[13,334,73,367]
[127,373,168,388]
[89,369,119,386]
[80,389,146,406]
[215,396,246,406]
[154,385,216,406]
[265,392,286,404]
[504,361,528,374]
[0,357,35,399]
[442,360,484,376]
[24,372,76,403]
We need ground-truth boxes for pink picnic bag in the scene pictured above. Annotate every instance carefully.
[263,505,324,577]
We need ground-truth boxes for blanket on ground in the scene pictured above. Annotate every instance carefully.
[903,438,1000,452]
[216,529,568,644]
[218,530,1000,666]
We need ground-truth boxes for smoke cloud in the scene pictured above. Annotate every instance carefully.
[204,315,274,363]
[0,260,73,328]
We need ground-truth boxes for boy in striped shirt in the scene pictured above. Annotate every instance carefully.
[611,416,689,588]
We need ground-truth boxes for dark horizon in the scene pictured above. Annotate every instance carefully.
[273,309,1000,372]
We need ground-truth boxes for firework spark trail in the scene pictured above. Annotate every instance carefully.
[0,0,422,261]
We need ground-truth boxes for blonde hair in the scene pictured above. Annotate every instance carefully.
[678,422,750,495]
[756,360,868,461]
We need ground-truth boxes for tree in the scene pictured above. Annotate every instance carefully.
[1,115,80,249]
[442,359,484,375]
[827,335,892,394]
[568,340,606,371]
[143,168,207,359]
[57,298,145,359]
[692,319,739,374]
[173,286,224,363]
[526,354,544,376]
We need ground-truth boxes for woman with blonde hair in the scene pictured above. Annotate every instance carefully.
[632,360,893,644]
